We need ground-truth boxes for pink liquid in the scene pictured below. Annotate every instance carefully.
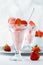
[12,28,25,51]
[26,24,35,44]
[26,30,34,44]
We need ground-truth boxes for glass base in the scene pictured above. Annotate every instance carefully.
[10,53,24,61]
[10,55,30,61]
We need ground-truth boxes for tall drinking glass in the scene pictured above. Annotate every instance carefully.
[8,18,28,61]
[25,21,36,50]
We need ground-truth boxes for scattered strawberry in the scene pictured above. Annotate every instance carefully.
[30,51,40,60]
[3,44,11,52]
[35,31,38,37]
[42,32,43,36]
[32,45,40,52]
[30,45,41,61]
[35,30,43,37]
[37,30,42,37]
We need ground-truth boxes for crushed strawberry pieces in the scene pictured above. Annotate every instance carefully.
[35,30,43,37]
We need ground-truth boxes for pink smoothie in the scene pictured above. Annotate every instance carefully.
[12,25,26,51]
[26,25,35,44]
[26,30,33,44]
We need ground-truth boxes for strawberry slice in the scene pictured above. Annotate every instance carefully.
[29,21,36,27]
[30,51,40,60]
[21,20,27,26]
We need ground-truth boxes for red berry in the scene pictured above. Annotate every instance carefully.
[35,30,43,37]
[30,51,40,60]
[14,18,21,26]
[29,21,36,27]
[3,44,11,52]
[38,30,42,37]
[32,45,40,53]
[8,18,16,26]
[35,31,38,37]
[21,20,27,26]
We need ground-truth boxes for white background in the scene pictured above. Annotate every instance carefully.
[0,0,43,46]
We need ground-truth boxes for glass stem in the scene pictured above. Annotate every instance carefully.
[15,51,21,57]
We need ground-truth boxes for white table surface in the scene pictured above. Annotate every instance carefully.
[0,54,43,65]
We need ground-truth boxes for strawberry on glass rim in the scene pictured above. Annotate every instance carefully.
[8,18,16,26]
[29,20,36,32]
[8,18,28,27]
[14,18,28,32]
[29,20,36,27]
[14,18,21,26]
[21,20,27,26]
[14,18,27,26]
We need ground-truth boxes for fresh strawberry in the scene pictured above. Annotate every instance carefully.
[8,18,27,26]
[32,45,40,52]
[14,18,21,26]
[38,30,42,37]
[21,20,27,26]
[30,51,40,60]
[29,21,36,27]
[8,18,16,26]
[35,31,38,37]
[41,32,43,36]
[35,30,43,37]
[3,44,11,52]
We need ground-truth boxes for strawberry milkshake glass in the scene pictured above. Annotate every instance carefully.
[8,18,28,61]
[25,21,36,49]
